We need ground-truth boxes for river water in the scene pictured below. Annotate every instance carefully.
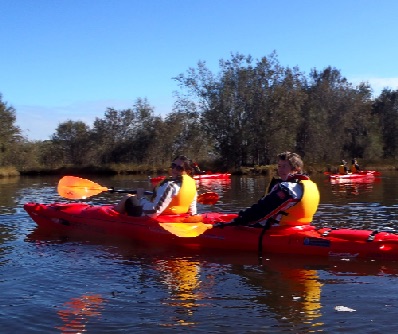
[1,172,398,333]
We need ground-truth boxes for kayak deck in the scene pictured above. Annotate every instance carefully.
[24,202,398,260]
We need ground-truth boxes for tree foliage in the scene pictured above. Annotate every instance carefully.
[3,52,398,171]
[0,94,23,167]
[372,89,398,159]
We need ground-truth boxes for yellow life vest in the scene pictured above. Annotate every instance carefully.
[279,179,320,226]
[162,174,197,215]
[338,165,346,175]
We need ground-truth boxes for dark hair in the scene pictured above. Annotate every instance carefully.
[172,155,194,176]
[277,152,303,172]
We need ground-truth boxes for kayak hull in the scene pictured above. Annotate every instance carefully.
[329,170,380,180]
[24,202,398,260]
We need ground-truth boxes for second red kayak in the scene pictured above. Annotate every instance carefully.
[328,170,381,180]
[150,173,231,183]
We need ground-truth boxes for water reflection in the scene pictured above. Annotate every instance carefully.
[227,257,323,328]
[4,173,398,332]
[56,294,104,333]
[26,226,328,329]
[196,177,232,192]
[328,177,381,197]
[229,255,398,330]
[23,223,398,332]
[155,258,203,327]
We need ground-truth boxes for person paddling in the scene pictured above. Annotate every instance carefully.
[351,159,361,173]
[217,152,319,228]
[114,155,197,217]
[339,160,349,175]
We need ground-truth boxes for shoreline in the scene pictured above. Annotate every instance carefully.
[1,164,397,178]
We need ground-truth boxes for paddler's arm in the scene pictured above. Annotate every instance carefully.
[188,192,198,215]
[216,182,302,227]
[140,182,178,216]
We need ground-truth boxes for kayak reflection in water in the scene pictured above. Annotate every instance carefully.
[234,259,324,328]
[154,258,204,327]
[216,152,320,229]
[56,294,104,333]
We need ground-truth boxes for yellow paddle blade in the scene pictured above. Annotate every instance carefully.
[158,222,213,237]
[58,176,109,200]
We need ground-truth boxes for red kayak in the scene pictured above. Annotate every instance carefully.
[24,202,398,260]
[150,173,231,184]
[329,176,382,185]
[328,170,381,180]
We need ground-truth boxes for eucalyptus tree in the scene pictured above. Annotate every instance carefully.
[91,107,136,164]
[299,67,361,162]
[174,59,234,164]
[174,52,306,168]
[90,98,162,165]
[372,89,398,159]
[0,94,23,167]
[129,98,161,164]
[175,53,268,168]
[162,107,209,163]
[248,62,306,165]
[51,120,92,165]
[344,82,382,160]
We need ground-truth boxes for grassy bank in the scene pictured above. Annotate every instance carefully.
[1,161,397,178]
[0,167,20,177]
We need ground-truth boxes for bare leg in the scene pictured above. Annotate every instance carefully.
[114,194,134,214]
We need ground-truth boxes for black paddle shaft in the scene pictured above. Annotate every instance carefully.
[108,188,153,196]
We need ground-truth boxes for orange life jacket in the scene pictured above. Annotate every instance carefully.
[339,165,347,175]
[278,179,320,226]
[162,174,197,214]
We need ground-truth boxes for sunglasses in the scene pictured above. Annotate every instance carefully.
[171,163,184,171]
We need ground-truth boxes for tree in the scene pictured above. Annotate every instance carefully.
[299,67,355,162]
[0,94,23,167]
[372,89,398,159]
[174,52,305,168]
[51,120,92,165]
[91,107,136,164]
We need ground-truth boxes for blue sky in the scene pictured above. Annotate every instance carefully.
[2,0,398,140]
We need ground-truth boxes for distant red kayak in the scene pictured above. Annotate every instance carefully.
[150,173,231,183]
[328,170,381,180]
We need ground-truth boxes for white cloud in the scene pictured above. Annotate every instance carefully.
[350,77,398,96]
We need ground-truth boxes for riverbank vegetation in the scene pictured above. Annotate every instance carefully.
[1,52,398,177]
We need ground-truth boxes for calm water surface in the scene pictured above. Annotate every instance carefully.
[1,172,398,333]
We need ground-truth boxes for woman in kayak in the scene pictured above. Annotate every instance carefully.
[218,151,319,228]
[114,155,197,217]
[351,158,361,173]
[338,160,349,175]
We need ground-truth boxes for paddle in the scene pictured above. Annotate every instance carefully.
[158,215,214,237]
[57,176,220,205]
